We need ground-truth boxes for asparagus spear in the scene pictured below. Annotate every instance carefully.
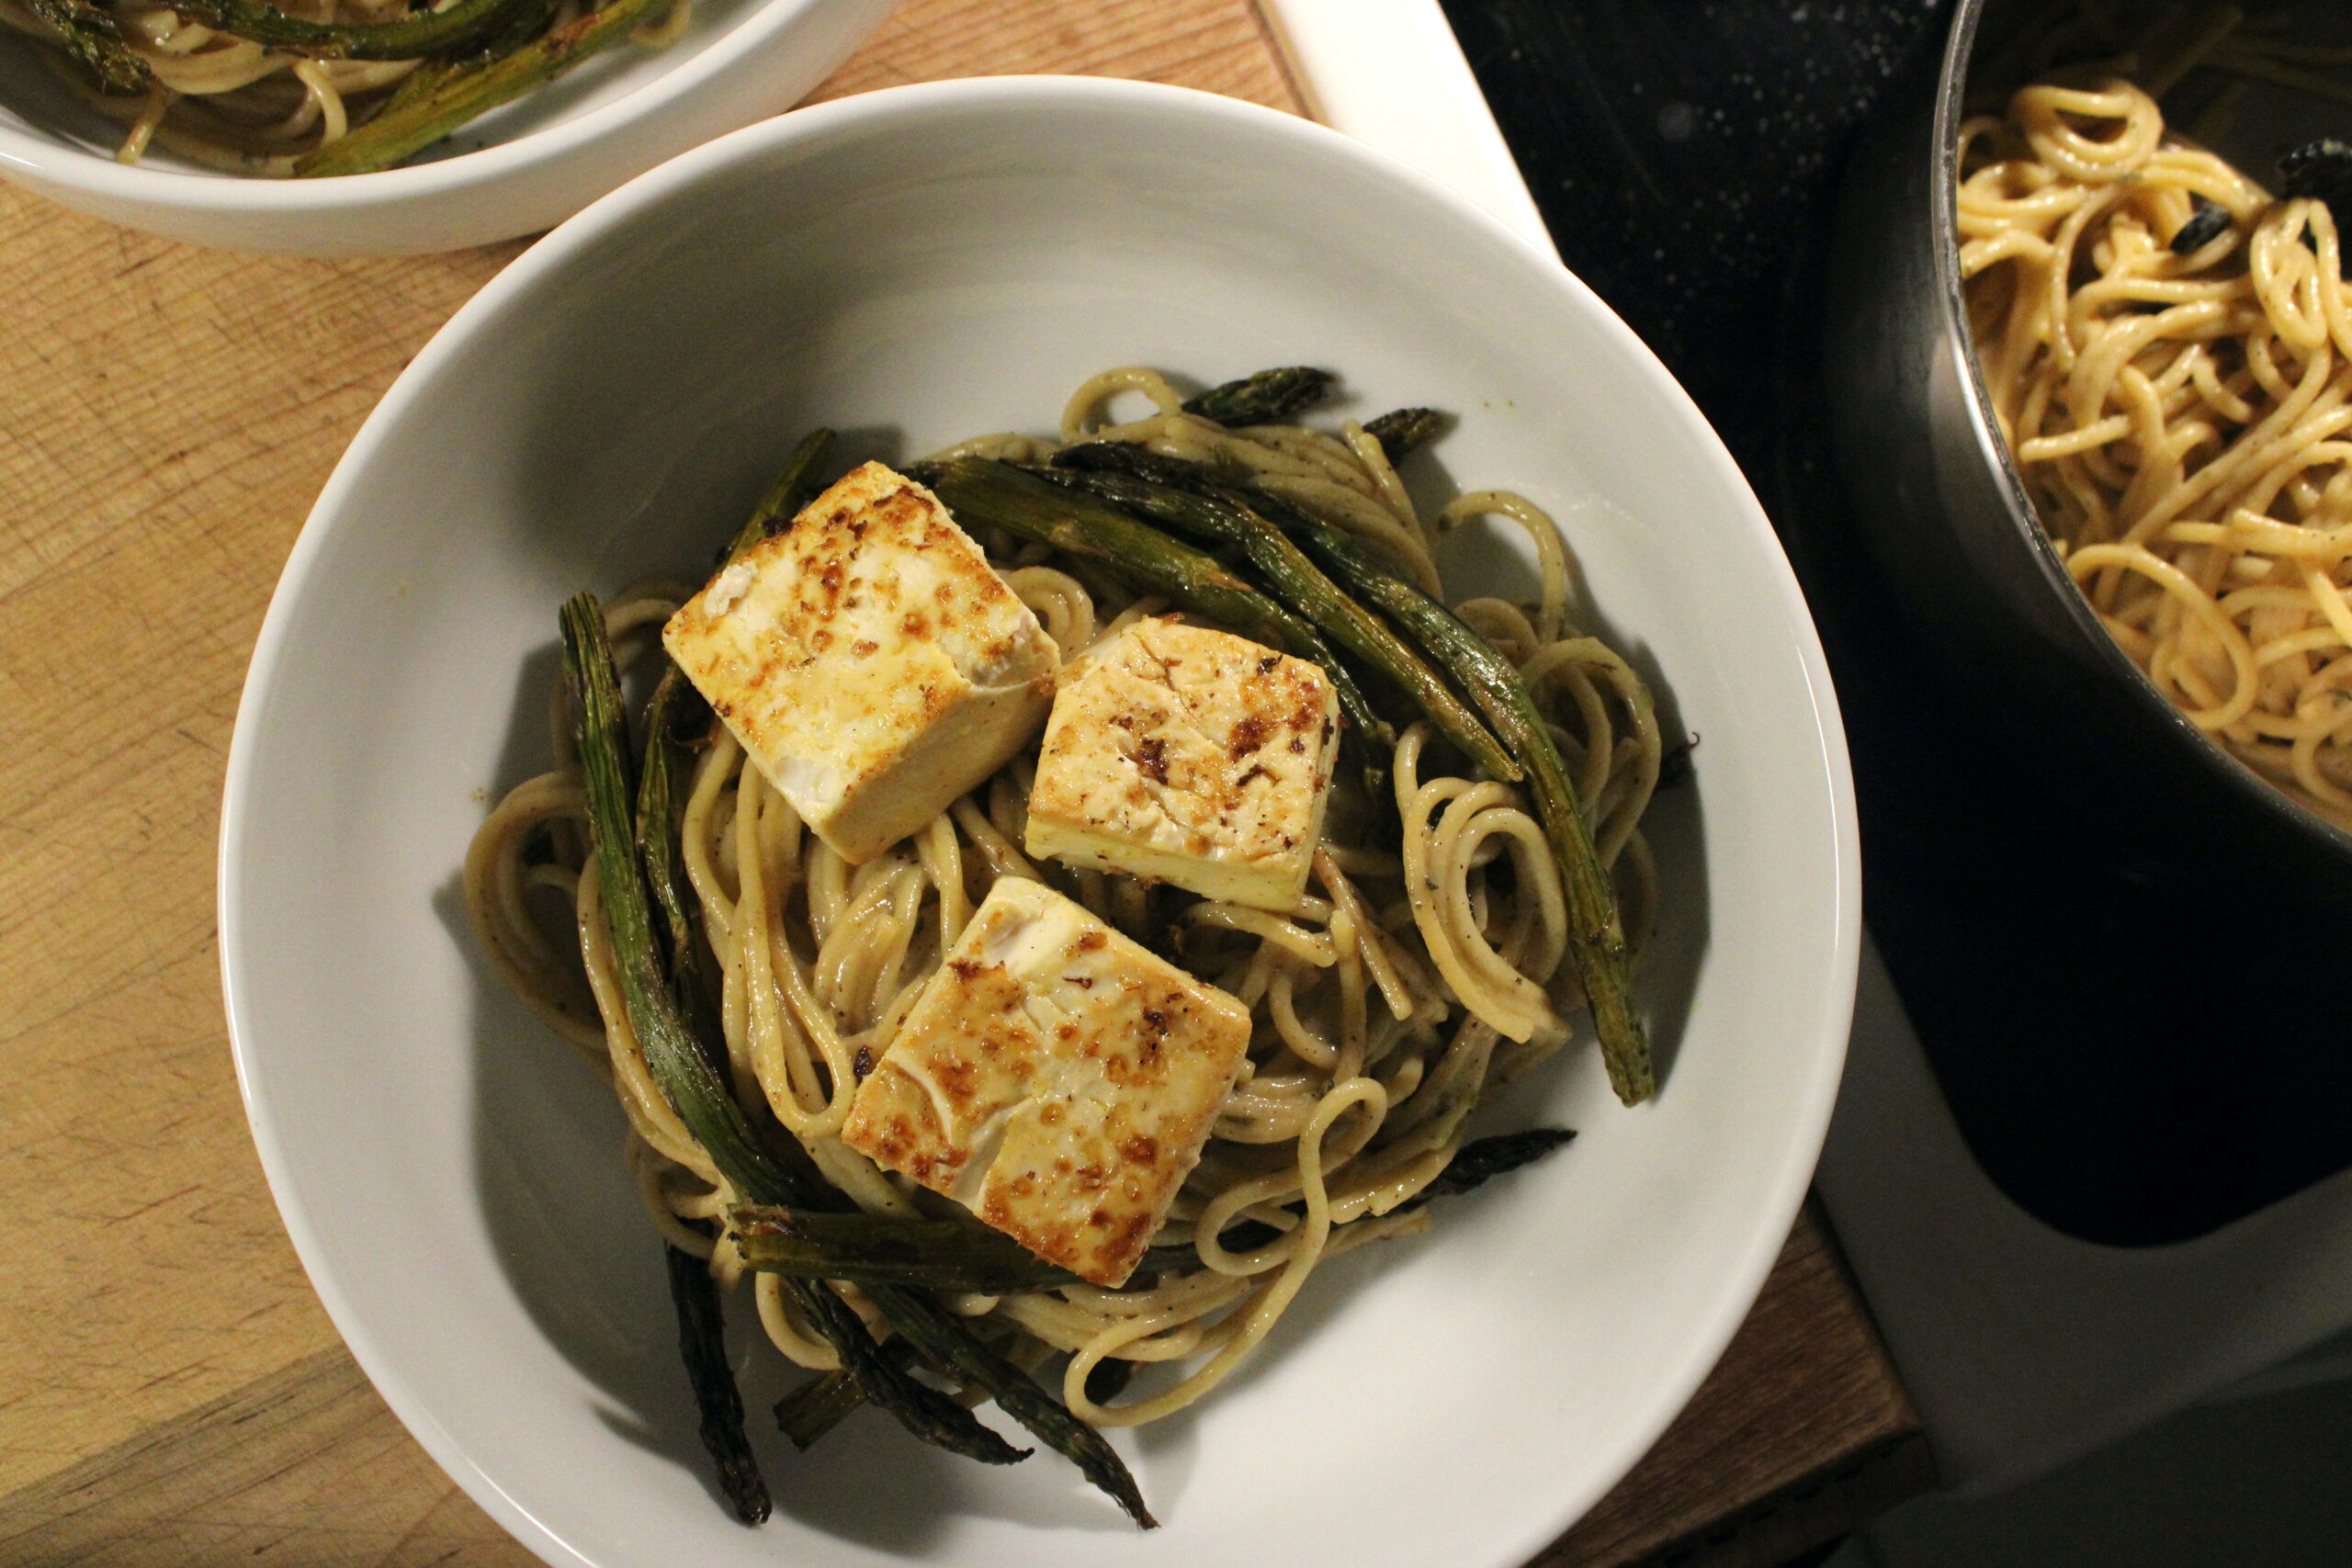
[779,1310,1126,1457]
[1419,1128,1576,1200]
[27,0,148,91]
[638,666,722,1034]
[1250,519,1657,1105]
[168,0,537,60]
[924,458,1317,654]
[1046,447,1516,784]
[1181,367,1335,426]
[924,458,1389,750]
[294,0,674,176]
[379,56,458,115]
[791,1268,1032,1465]
[738,1176,1151,1516]
[373,0,552,117]
[664,1243,771,1524]
[726,427,837,562]
[775,1369,859,1450]
[563,597,810,1197]
[776,1346,910,1450]
[1363,408,1446,464]
[731,1205,1080,1292]
[870,1283,1156,1528]
[562,597,1026,1470]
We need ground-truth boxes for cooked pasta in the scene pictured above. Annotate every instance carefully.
[0,0,684,175]
[1961,74,2352,828]
[464,367,1665,1504]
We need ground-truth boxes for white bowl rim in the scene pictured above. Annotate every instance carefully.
[0,0,833,216]
[217,73,1862,1568]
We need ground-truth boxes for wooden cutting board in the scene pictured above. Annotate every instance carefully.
[0,3,1928,1562]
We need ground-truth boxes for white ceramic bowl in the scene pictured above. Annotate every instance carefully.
[0,0,887,254]
[220,77,1859,1568]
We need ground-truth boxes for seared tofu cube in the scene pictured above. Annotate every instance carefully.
[841,876,1251,1288]
[662,461,1058,863]
[1023,617,1340,911]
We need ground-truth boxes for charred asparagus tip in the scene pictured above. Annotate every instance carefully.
[1363,407,1447,464]
[1180,366,1337,426]
[665,1244,770,1525]
[725,427,837,563]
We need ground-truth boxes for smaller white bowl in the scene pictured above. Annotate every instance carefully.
[0,0,888,254]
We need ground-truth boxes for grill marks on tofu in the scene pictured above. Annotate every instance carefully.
[841,877,1251,1289]
[775,484,1025,677]
[1023,617,1342,911]
[662,461,1058,863]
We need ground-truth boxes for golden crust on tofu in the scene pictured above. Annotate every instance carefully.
[662,461,1058,863]
[1023,617,1340,911]
[842,876,1251,1288]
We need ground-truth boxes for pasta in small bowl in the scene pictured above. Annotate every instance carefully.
[0,0,887,252]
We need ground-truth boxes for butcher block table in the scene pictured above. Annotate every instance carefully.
[0,2,1930,1562]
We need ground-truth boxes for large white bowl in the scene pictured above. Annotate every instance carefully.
[220,77,1859,1568]
[0,0,888,254]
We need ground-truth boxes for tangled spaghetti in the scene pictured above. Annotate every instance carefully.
[466,369,1663,1443]
[1962,76,2352,828]
[0,0,690,175]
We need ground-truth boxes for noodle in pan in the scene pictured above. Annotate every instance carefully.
[1961,73,2352,827]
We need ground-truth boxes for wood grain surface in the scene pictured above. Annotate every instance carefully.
[0,3,1924,1563]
